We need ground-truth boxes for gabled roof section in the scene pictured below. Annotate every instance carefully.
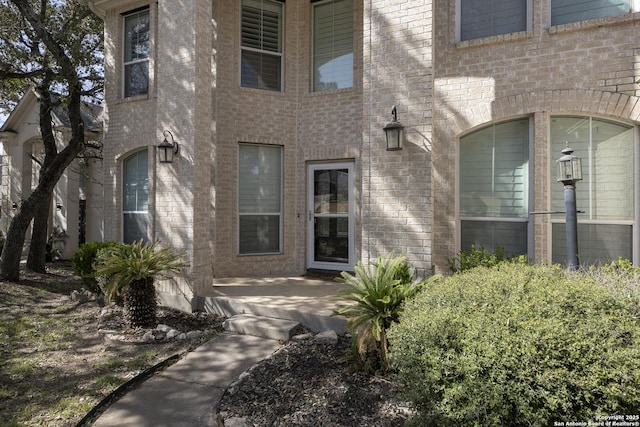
[0,87,103,134]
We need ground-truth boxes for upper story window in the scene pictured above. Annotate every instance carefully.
[459,0,529,41]
[240,0,283,91]
[312,0,353,92]
[550,0,631,26]
[123,8,150,98]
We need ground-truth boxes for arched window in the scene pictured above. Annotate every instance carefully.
[550,116,635,265]
[459,118,530,256]
[122,149,149,243]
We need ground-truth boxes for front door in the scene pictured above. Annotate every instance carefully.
[307,162,355,271]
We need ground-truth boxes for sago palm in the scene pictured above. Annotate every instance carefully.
[333,253,439,372]
[94,240,187,327]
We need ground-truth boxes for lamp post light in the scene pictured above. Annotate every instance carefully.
[383,106,404,151]
[557,143,582,270]
[158,130,179,163]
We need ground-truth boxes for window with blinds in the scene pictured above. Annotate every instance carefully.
[313,0,353,92]
[238,144,283,254]
[551,0,630,26]
[122,149,149,244]
[240,0,283,91]
[123,9,149,97]
[550,116,634,265]
[459,119,530,255]
[460,0,527,41]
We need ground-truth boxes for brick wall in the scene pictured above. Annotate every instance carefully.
[431,1,640,271]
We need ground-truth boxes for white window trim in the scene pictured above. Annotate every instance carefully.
[237,143,284,255]
[311,0,354,92]
[455,0,532,43]
[121,149,150,243]
[456,117,534,256]
[122,8,150,99]
[238,0,285,92]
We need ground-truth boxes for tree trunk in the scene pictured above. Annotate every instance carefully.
[123,277,158,328]
[0,207,34,281]
[26,192,52,273]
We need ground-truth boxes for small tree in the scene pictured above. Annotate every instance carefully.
[94,240,188,328]
[333,253,440,373]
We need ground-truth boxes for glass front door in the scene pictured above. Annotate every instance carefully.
[307,162,354,270]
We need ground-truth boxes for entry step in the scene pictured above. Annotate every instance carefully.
[223,314,300,341]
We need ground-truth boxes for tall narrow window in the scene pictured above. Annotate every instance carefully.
[124,8,150,97]
[551,0,630,26]
[459,119,530,255]
[123,150,149,243]
[238,144,283,254]
[550,116,634,265]
[240,0,283,91]
[460,0,527,41]
[313,0,353,92]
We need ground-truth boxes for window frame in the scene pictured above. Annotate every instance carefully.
[456,0,532,42]
[549,115,638,265]
[548,0,639,27]
[457,117,534,257]
[311,0,354,92]
[122,7,150,98]
[239,0,284,92]
[237,143,284,255]
[121,149,150,244]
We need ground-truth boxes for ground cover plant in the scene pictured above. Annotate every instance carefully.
[389,262,640,426]
[0,263,219,426]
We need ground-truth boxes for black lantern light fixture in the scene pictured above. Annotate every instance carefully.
[383,106,404,151]
[158,130,179,163]
[557,143,583,270]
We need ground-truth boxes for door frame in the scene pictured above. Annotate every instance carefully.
[306,162,355,271]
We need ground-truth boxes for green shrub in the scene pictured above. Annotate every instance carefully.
[447,244,526,273]
[333,253,440,373]
[94,240,187,327]
[388,263,640,426]
[71,241,125,293]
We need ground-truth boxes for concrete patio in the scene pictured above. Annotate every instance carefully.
[195,275,348,334]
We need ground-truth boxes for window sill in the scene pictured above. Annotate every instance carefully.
[117,94,150,104]
[239,86,285,96]
[548,12,640,35]
[309,87,354,96]
[455,30,533,49]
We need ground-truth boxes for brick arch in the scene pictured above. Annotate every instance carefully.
[447,89,640,136]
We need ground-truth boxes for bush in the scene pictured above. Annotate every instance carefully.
[388,263,640,426]
[94,240,187,327]
[447,244,526,273]
[333,253,440,373]
[71,241,125,293]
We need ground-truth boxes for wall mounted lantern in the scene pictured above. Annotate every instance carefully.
[56,203,63,211]
[11,202,18,211]
[158,130,179,163]
[383,106,404,151]
[556,143,583,270]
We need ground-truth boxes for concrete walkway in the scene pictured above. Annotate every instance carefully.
[92,275,346,426]
[92,333,282,427]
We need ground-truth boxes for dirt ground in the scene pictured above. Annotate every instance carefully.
[0,262,223,426]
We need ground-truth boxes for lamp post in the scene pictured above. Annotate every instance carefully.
[383,106,404,151]
[557,143,582,270]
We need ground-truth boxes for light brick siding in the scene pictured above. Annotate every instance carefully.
[95,0,640,305]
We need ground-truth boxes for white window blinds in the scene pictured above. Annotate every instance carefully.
[122,149,149,243]
[460,119,529,218]
[241,0,282,91]
[460,0,527,41]
[238,144,282,254]
[313,0,353,92]
[551,0,630,25]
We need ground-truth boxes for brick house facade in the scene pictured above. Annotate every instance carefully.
[88,0,640,310]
